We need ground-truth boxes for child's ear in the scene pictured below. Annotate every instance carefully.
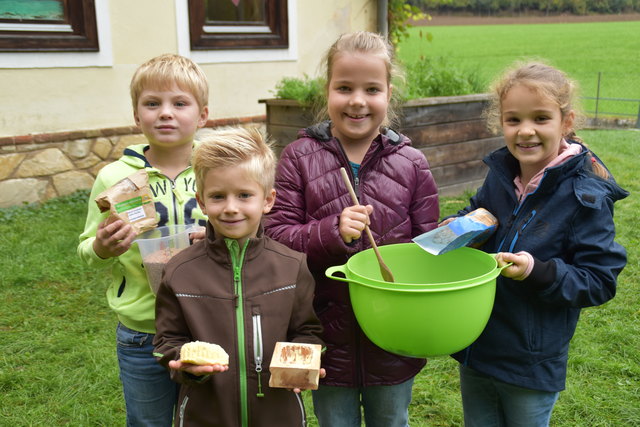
[263,189,276,214]
[196,192,206,214]
[563,110,575,134]
[387,84,393,102]
[133,110,141,126]
[198,106,209,128]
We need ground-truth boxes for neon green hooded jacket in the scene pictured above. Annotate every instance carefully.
[78,143,207,333]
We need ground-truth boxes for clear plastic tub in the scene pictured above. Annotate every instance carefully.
[136,225,201,294]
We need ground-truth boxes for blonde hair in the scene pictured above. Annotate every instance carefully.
[130,54,209,110]
[319,31,402,127]
[192,127,276,198]
[484,61,608,179]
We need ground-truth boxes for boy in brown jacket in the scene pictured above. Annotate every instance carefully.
[153,126,323,427]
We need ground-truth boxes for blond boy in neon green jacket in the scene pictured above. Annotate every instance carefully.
[78,54,209,426]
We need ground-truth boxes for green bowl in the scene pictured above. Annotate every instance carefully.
[325,243,502,357]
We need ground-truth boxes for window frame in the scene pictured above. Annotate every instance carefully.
[0,0,98,52]
[188,0,288,50]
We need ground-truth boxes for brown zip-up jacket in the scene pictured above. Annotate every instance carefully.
[153,223,323,427]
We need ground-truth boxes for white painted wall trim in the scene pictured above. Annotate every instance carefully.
[175,0,298,64]
[0,0,113,69]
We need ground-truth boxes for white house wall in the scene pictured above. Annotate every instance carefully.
[0,0,376,138]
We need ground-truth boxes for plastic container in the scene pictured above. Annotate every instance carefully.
[136,225,201,294]
[325,243,506,357]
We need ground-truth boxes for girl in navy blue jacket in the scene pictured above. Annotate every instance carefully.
[447,61,628,426]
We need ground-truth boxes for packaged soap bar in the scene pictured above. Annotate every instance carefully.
[95,170,158,234]
[412,208,498,255]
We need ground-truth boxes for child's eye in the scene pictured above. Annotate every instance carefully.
[175,100,188,107]
[504,116,519,124]
[144,101,159,107]
[239,193,253,199]
[367,87,381,94]
[336,86,351,92]
[536,116,550,122]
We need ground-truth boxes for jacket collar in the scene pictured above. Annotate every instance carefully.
[301,120,408,163]
[303,120,405,145]
[204,220,266,263]
[486,141,627,202]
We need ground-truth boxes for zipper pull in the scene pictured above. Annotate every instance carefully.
[256,367,264,398]
[233,265,241,308]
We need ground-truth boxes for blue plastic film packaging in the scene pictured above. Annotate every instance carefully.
[412,208,498,255]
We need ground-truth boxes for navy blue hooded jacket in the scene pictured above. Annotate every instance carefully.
[452,142,628,392]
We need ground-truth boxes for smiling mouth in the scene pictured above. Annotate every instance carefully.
[221,218,243,225]
[345,113,368,120]
[518,142,541,148]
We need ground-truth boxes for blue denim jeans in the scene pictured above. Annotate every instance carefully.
[116,323,178,427]
[312,377,414,427]
[459,365,559,427]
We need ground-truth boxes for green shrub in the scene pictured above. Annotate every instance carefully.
[271,74,325,106]
[399,56,485,99]
[271,56,484,105]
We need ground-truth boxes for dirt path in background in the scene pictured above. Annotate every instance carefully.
[416,13,640,26]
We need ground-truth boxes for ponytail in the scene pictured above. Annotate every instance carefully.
[565,132,610,180]
[588,152,610,179]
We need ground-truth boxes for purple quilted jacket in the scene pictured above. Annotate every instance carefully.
[264,122,440,387]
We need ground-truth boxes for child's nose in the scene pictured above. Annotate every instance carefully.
[349,91,366,107]
[159,103,174,118]
[518,125,535,137]
[223,198,239,213]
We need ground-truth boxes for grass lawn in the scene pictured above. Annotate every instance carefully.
[1,130,638,425]
[397,21,640,118]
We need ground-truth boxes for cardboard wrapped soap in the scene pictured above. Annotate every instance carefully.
[269,342,322,390]
[95,170,157,234]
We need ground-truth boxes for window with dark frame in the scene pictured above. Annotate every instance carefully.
[0,0,98,52]
[189,0,288,50]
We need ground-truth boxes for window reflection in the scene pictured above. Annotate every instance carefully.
[0,0,65,21]
[205,0,265,24]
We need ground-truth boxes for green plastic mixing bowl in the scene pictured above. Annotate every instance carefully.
[325,243,504,357]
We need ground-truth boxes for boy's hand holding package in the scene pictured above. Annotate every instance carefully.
[93,170,158,259]
[93,218,138,259]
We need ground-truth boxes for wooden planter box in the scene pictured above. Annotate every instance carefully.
[260,94,503,197]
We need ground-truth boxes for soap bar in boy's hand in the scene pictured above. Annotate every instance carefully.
[180,341,229,366]
[269,342,322,390]
[412,208,498,255]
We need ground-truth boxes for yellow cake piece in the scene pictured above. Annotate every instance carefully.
[180,341,229,366]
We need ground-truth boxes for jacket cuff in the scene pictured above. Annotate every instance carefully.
[521,256,557,290]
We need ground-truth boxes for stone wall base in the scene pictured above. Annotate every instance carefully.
[0,117,265,208]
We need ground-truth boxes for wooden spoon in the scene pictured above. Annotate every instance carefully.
[339,167,395,282]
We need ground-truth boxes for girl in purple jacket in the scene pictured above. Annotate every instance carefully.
[265,31,439,427]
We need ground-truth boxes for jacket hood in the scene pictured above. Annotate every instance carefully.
[486,142,628,204]
[120,144,152,169]
[300,120,410,152]
[120,140,203,171]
